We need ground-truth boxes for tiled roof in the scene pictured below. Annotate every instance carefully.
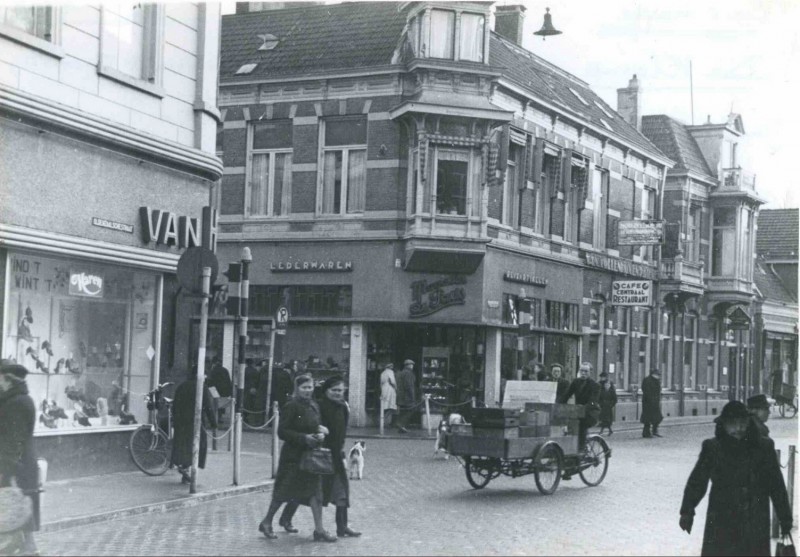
[219,3,666,162]
[640,115,714,179]
[756,209,799,259]
[220,2,410,82]
[754,262,796,304]
[488,35,666,161]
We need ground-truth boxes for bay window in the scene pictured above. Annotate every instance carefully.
[436,157,467,215]
[320,117,367,215]
[248,120,293,217]
[712,207,736,276]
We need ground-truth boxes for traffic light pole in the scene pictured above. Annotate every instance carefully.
[233,247,252,486]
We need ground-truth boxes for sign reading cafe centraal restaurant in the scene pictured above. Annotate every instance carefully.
[611,280,652,306]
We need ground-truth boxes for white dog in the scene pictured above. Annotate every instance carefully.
[434,413,466,460]
[348,440,366,480]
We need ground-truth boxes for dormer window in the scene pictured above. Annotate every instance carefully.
[459,13,485,62]
[430,9,455,58]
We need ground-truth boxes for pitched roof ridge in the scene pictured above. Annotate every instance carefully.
[490,31,590,89]
[763,262,798,303]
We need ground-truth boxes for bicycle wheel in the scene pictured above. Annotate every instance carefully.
[783,403,798,419]
[533,443,562,495]
[130,426,170,476]
[464,456,495,489]
[579,435,609,487]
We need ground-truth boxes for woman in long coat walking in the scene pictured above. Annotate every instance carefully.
[170,366,217,483]
[258,374,336,542]
[379,363,397,427]
[319,376,361,538]
[679,400,793,556]
[0,363,39,555]
[597,371,617,435]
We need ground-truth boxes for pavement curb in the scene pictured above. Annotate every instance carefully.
[40,481,274,533]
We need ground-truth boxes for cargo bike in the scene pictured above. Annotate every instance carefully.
[773,382,798,419]
[447,404,611,495]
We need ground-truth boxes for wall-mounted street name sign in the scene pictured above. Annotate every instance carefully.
[92,217,133,234]
[611,280,652,306]
[618,220,664,246]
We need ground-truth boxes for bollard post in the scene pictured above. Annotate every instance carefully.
[773,448,782,538]
[424,394,432,437]
[379,398,385,436]
[789,445,796,517]
[271,401,280,479]
[471,396,476,408]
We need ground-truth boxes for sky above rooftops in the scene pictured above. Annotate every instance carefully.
[219,0,798,208]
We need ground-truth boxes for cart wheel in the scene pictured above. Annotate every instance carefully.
[533,443,562,495]
[579,435,610,487]
[464,456,494,489]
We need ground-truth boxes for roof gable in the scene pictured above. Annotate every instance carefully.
[754,262,797,304]
[641,115,714,179]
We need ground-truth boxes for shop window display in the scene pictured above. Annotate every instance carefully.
[3,251,157,432]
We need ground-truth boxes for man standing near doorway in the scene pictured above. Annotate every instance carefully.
[641,368,664,438]
[395,359,417,434]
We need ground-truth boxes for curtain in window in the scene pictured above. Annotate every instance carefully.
[459,13,484,61]
[346,150,366,213]
[273,153,292,216]
[429,10,454,58]
[250,153,269,216]
[103,5,144,78]
[322,151,341,213]
[1,7,35,34]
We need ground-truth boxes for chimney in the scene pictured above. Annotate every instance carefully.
[495,5,526,46]
[616,74,642,130]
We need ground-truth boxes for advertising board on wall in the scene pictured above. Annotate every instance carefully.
[611,280,652,306]
[617,220,664,246]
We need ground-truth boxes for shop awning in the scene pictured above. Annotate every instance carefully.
[404,245,485,274]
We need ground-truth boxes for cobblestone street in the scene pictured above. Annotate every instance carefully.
[38,420,798,556]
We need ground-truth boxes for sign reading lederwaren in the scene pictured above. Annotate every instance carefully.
[611,280,652,306]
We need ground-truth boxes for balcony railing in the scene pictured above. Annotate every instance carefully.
[660,257,705,287]
[721,167,757,193]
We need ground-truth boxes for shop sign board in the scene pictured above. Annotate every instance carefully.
[269,260,353,272]
[69,271,104,298]
[611,280,652,306]
[617,220,664,245]
[585,252,657,280]
[409,275,466,318]
[503,271,547,287]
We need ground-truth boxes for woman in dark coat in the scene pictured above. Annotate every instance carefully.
[597,371,617,435]
[170,366,217,483]
[640,369,663,437]
[318,376,361,538]
[257,374,337,542]
[679,400,793,556]
[0,363,39,555]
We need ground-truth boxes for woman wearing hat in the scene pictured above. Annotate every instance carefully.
[0,363,39,555]
[679,400,793,555]
[257,374,336,542]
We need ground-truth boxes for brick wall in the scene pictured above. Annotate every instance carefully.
[366,168,402,211]
[550,198,564,236]
[223,128,246,167]
[293,125,319,164]
[292,171,317,213]
[220,175,244,215]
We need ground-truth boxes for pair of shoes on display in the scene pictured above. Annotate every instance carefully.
[39,414,57,429]
[337,527,362,538]
[258,522,278,540]
[313,530,338,543]
[278,519,298,533]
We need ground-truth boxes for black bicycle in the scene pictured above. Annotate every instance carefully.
[129,382,174,475]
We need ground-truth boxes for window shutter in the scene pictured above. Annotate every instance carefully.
[497,128,509,173]
[530,138,544,187]
[561,148,573,195]
[663,222,682,258]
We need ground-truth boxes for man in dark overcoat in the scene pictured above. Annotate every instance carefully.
[746,394,771,438]
[395,359,417,433]
[679,401,792,556]
[559,362,600,452]
[170,365,217,483]
[640,368,663,438]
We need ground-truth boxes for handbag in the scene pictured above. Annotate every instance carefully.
[776,533,796,557]
[299,447,334,475]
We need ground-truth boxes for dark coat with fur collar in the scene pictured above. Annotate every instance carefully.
[0,381,37,491]
[680,423,792,556]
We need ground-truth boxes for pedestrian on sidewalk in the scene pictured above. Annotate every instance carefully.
[395,359,416,434]
[170,365,217,484]
[379,362,397,428]
[206,356,232,423]
[597,371,617,435]
[243,358,261,427]
[641,369,663,438]
[550,364,570,402]
[0,363,39,556]
[258,374,337,543]
[679,400,793,556]
[269,364,294,422]
[746,394,771,438]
